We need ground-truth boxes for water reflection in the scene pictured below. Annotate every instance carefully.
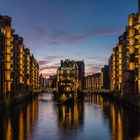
[0,98,39,140]
[86,94,140,140]
[56,103,84,129]
[0,94,140,140]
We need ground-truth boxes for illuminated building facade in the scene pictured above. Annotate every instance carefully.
[108,0,140,95]
[128,10,140,95]
[109,43,123,93]
[57,59,79,94]
[101,65,110,89]
[0,16,13,98]
[12,34,24,95]
[85,73,102,90]
[76,61,85,90]
[25,48,31,92]
[50,75,57,90]
[30,55,40,92]
[109,54,114,90]
[93,73,102,89]
[121,32,129,94]
[39,74,45,90]
[85,75,92,90]
[0,15,42,100]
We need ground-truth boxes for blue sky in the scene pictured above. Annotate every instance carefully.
[0,0,138,77]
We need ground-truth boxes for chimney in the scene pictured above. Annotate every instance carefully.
[138,0,140,14]
[61,60,63,66]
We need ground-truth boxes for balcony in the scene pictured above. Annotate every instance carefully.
[134,28,140,39]
[135,23,140,29]
[135,63,139,68]
[135,34,140,39]
[135,49,140,58]
[135,54,140,58]
[133,42,140,48]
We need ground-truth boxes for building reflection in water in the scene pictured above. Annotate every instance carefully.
[56,102,84,129]
[0,98,39,140]
[0,94,140,140]
[86,94,140,140]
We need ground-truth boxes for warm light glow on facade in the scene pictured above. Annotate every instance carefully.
[129,47,135,54]
[4,25,12,94]
[128,16,134,26]
[6,39,11,46]
[6,73,11,81]
[26,79,30,85]
[57,59,80,94]
[19,76,23,84]
[6,47,11,54]
[5,27,11,38]
[0,15,41,97]
[129,38,135,46]
[129,62,135,70]
[129,28,135,37]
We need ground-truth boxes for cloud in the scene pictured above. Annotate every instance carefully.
[86,56,100,60]
[32,26,47,36]
[40,73,51,78]
[27,27,121,47]
[38,55,106,78]
[38,60,51,65]
[38,55,63,78]
[40,65,59,78]
[46,28,121,45]
[39,58,104,78]
[38,56,61,66]
[85,63,103,76]
[85,55,108,70]
[45,56,61,60]
[40,65,59,71]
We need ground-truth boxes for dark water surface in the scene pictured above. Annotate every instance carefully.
[0,93,140,140]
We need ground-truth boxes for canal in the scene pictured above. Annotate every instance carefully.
[0,93,140,140]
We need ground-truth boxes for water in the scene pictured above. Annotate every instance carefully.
[0,93,140,140]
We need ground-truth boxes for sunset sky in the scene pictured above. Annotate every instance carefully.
[0,0,137,78]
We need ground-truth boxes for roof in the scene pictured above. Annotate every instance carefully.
[58,59,78,70]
